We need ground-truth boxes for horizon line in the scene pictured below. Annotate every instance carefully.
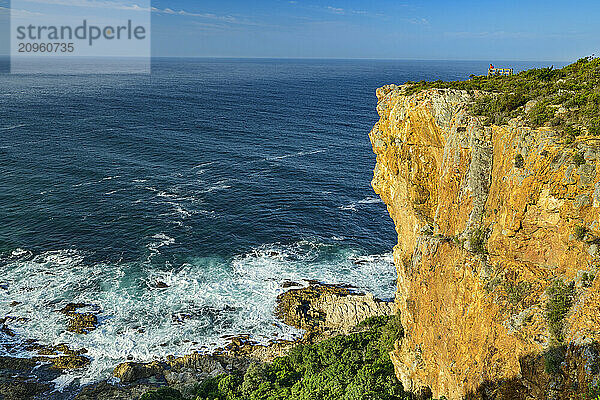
[151,56,572,63]
[0,54,574,63]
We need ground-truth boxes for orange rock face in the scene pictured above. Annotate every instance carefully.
[370,85,600,399]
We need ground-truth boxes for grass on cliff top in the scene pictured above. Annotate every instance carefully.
[141,315,409,400]
[404,56,600,138]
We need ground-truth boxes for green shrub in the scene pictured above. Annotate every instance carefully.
[403,56,600,137]
[192,315,407,400]
[504,281,530,305]
[469,228,487,254]
[582,272,596,288]
[543,345,566,375]
[573,152,586,166]
[545,280,574,342]
[528,102,554,127]
[586,382,600,400]
[140,387,184,400]
[514,154,525,168]
[589,118,600,136]
[564,125,582,137]
[574,225,589,241]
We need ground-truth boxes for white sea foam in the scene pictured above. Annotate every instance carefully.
[203,179,233,193]
[73,176,121,188]
[358,196,382,204]
[265,149,326,161]
[147,233,175,254]
[11,248,31,258]
[192,162,215,169]
[340,196,383,211]
[51,374,76,392]
[0,124,27,131]
[0,242,395,387]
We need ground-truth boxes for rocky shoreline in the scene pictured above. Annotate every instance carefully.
[0,281,395,400]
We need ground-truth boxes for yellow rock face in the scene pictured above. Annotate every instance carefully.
[370,85,600,399]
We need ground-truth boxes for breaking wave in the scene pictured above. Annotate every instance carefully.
[0,241,395,385]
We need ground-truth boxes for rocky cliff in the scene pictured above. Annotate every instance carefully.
[370,85,600,399]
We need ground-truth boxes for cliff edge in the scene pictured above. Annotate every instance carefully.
[370,85,600,399]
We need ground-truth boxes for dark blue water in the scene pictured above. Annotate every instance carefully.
[0,59,561,383]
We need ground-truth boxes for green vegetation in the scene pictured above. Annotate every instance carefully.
[504,281,530,306]
[469,228,487,254]
[142,315,407,400]
[582,271,596,288]
[573,152,586,166]
[545,279,575,342]
[574,225,590,241]
[141,387,185,400]
[584,382,600,400]
[405,56,600,134]
[543,279,574,375]
[514,153,525,168]
[543,345,566,375]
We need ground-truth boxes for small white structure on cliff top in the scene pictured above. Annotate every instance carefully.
[488,64,514,76]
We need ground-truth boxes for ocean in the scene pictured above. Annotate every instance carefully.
[0,58,560,385]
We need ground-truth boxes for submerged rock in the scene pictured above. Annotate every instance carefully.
[0,342,90,399]
[59,303,99,334]
[155,281,169,288]
[66,313,98,334]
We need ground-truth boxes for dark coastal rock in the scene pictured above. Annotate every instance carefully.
[0,342,90,400]
[0,319,16,337]
[66,313,98,334]
[59,303,99,334]
[275,282,395,340]
[113,361,168,384]
[27,342,90,370]
[0,379,50,400]
[112,352,236,385]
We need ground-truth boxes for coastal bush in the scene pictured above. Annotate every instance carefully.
[585,382,600,400]
[504,281,530,306]
[140,387,184,400]
[545,279,574,342]
[469,228,487,254]
[574,225,589,241]
[528,101,554,127]
[582,272,596,288]
[573,152,586,166]
[190,315,408,400]
[514,154,525,168]
[543,345,566,375]
[404,56,600,135]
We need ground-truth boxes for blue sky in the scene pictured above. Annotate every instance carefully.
[149,0,599,60]
[2,0,599,60]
